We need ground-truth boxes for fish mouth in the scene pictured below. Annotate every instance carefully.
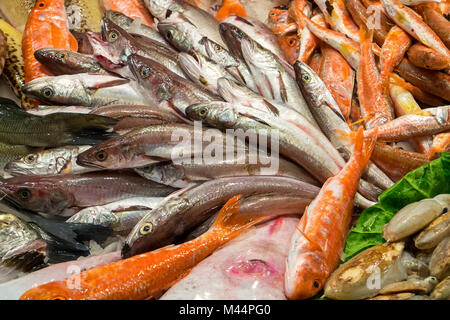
[75,158,106,169]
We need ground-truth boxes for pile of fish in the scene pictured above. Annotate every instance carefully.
[325,194,450,300]
[0,0,447,300]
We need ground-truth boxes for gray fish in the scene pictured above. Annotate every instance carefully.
[122,175,320,258]
[0,143,34,178]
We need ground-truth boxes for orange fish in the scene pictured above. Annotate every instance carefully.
[357,26,394,129]
[284,127,376,300]
[100,0,154,27]
[278,33,300,65]
[297,13,325,63]
[22,0,77,83]
[268,5,297,35]
[389,73,445,106]
[428,132,450,160]
[308,52,322,74]
[215,0,247,20]
[319,44,355,121]
[20,195,266,300]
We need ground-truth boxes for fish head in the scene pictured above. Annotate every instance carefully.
[219,23,247,59]
[22,76,85,105]
[105,10,132,29]
[185,102,238,127]
[34,48,73,68]
[0,178,72,215]
[157,22,193,52]
[20,281,79,300]
[268,5,290,25]
[3,151,47,176]
[128,54,168,90]
[200,37,239,68]
[101,18,135,64]
[278,34,299,65]
[285,249,329,299]
[145,0,174,20]
[32,0,65,13]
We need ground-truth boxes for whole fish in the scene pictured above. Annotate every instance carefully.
[0,19,34,110]
[135,153,319,188]
[128,54,219,115]
[219,23,317,126]
[0,250,121,300]
[381,0,450,59]
[0,143,34,178]
[285,127,376,300]
[105,10,166,45]
[22,0,78,83]
[0,172,176,217]
[22,73,147,108]
[396,59,450,101]
[20,196,268,300]
[421,6,450,49]
[407,43,450,70]
[161,217,298,300]
[123,176,319,258]
[34,49,110,75]
[4,146,93,177]
[0,98,117,147]
[295,61,394,190]
[67,197,164,234]
[99,0,154,27]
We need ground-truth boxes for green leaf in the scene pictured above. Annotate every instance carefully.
[343,152,450,261]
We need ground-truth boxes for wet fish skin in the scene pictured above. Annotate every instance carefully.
[0,143,34,178]
[22,73,147,107]
[429,237,450,280]
[123,175,320,258]
[0,172,177,217]
[4,145,93,177]
[421,6,450,50]
[414,211,450,250]
[34,48,110,75]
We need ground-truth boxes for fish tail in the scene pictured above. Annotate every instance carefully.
[353,127,377,168]
[208,195,265,240]
[215,0,248,20]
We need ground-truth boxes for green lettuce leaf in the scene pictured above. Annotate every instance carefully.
[343,152,450,260]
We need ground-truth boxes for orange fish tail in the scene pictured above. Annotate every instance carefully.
[354,127,377,168]
[208,195,264,241]
[215,1,247,20]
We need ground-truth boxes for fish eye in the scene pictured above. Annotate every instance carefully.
[214,45,223,52]
[166,30,173,40]
[24,153,37,164]
[302,74,311,82]
[139,223,153,235]
[109,31,119,42]
[289,39,296,46]
[313,280,320,288]
[94,150,108,162]
[58,52,66,59]
[38,1,45,8]
[50,296,67,300]
[42,87,54,98]
[140,66,151,78]
[236,30,244,39]
[197,108,207,118]
[18,188,32,200]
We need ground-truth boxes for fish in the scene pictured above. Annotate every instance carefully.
[324,242,409,300]
[429,237,450,280]
[378,276,438,295]
[357,26,394,129]
[216,0,247,19]
[421,5,450,49]
[123,176,319,258]
[406,43,450,70]
[396,58,450,101]
[22,0,78,83]
[67,197,164,234]
[20,195,268,300]
[297,13,325,64]
[0,250,121,300]
[414,211,450,250]
[0,172,176,217]
[430,276,450,300]
[0,143,34,178]
[27,105,92,116]
[325,0,360,42]
[64,0,103,33]
[0,19,34,110]
[383,194,450,242]
[428,132,450,159]
[284,126,376,299]
[381,0,450,59]
[22,73,148,107]
[105,10,167,45]
[277,34,299,65]
[34,49,111,75]
[161,217,298,300]
[4,146,93,177]
[267,5,297,35]
[0,98,118,147]
[135,154,319,188]
[294,61,394,191]
[128,54,219,115]
[0,213,47,283]
[99,0,154,27]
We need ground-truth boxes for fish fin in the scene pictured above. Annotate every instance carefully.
[208,195,265,240]
[238,111,271,127]
[215,1,248,20]
[68,131,118,146]
[262,100,281,116]
[353,127,377,167]
[69,33,78,52]
[278,73,288,103]
[65,223,113,244]
[86,78,130,90]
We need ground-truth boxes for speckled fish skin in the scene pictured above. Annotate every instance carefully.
[123,176,320,258]
[0,19,34,110]
[34,48,110,75]
[4,145,93,176]
[105,10,167,45]
[65,0,103,33]
[381,0,450,58]
[0,172,177,217]
[161,217,299,300]
[324,242,408,300]
[22,73,147,107]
